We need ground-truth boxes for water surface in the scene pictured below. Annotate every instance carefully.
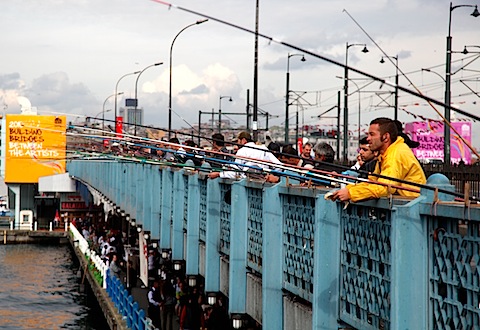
[0,244,108,329]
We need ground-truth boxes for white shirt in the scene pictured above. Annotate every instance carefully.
[220,142,282,179]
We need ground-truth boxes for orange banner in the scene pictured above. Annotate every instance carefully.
[5,115,67,183]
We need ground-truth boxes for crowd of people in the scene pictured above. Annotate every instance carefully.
[94,117,427,203]
[147,277,229,330]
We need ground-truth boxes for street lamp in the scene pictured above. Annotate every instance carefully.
[134,62,163,135]
[168,19,208,139]
[380,55,399,120]
[218,96,232,133]
[344,43,369,161]
[421,68,446,83]
[347,79,362,142]
[103,92,123,135]
[285,53,306,144]
[461,45,480,54]
[115,71,140,134]
[445,2,479,164]
[93,109,111,128]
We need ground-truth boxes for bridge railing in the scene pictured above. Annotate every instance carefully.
[419,198,480,329]
[67,160,480,330]
[106,274,152,330]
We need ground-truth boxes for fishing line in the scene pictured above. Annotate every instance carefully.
[30,121,474,202]
[342,8,480,160]
[67,128,477,202]
[148,0,478,122]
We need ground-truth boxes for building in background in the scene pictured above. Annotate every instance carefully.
[120,99,144,133]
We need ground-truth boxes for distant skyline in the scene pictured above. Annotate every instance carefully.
[1,0,479,146]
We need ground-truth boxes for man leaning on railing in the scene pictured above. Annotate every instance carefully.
[329,117,426,203]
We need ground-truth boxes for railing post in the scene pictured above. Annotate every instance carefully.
[125,163,134,217]
[390,174,454,329]
[391,197,427,329]
[313,195,342,329]
[172,170,185,260]
[143,165,153,233]
[160,169,173,249]
[228,180,248,314]
[136,165,145,227]
[262,183,283,329]
[151,168,162,240]
[186,173,200,274]
[205,178,221,292]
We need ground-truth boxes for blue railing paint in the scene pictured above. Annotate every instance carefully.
[219,181,233,256]
[106,272,151,330]
[67,160,480,330]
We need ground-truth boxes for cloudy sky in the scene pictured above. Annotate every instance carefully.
[1,0,479,145]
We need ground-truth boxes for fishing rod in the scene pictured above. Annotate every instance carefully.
[117,131,480,202]
[42,122,469,198]
[65,129,366,188]
[72,136,461,203]
[38,118,467,203]
[68,148,342,187]
[64,124,465,199]
[67,122,363,180]
[68,129,465,200]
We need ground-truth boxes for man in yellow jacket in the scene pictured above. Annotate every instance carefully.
[331,117,426,203]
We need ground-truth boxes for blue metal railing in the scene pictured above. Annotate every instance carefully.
[106,274,151,330]
[198,178,208,242]
[246,185,263,273]
[67,160,480,330]
[219,181,232,256]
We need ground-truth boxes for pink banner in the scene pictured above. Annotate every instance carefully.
[404,121,471,164]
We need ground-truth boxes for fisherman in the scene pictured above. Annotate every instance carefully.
[207,131,282,181]
[342,136,378,180]
[330,117,426,202]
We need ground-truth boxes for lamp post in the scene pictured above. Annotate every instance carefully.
[103,92,123,135]
[134,62,163,135]
[168,19,208,139]
[218,96,232,133]
[344,43,368,161]
[115,71,140,133]
[445,2,479,165]
[347,79,362,142]
[422,68,446,83]
[94,109,111,128]
[461,45,480,54]
[380,55,399,120]
[285,53,306,144]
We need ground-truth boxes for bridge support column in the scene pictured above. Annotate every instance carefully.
[142,165,153,233]
[136,165,145,230]
[229,180,248,314]
[313,195,341,329]
[205,179,221,292]
[172,171,185,260]
[262,184,283,329]
[160,169,173,249]
[150,168,162,240]
[391,198,427,329]
[186,174,200,275]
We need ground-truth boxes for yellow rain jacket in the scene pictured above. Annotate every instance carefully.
[346,136,426,202]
